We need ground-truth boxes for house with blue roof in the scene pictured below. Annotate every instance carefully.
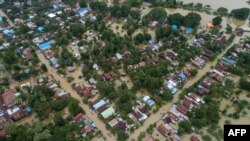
[179,73,187,80]
[222,57,236,65]
[93,99,106,111]
[0,16,3,23]
[38,41,52,50]
[50,58,59,68]
[185,27,193,34]
[172,24,178,30]
[76,7,89,17]
[3,29,15,37]
[37,26,45,32]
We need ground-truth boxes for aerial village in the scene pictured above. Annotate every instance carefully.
[0,0,250,141]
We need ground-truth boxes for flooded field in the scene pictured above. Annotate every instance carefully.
[182,0,249,11]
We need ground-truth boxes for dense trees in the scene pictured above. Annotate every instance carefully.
[89,1,108,13]
[212,16,222,26]
[239,77,250,91]
[168,13,184,26]
[231,8,250,20]
[183,12,201,28]
[143,7,167,25]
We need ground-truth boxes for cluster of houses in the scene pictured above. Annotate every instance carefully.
[72,112,96,137]
[0,89,32,130]
[157,39,250,141]
[90,95,155,133]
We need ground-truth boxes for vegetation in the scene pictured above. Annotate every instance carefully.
[231,8,250,20]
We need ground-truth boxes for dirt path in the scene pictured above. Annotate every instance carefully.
[129,36,241,140]
[36,51,116,141]
[0,9,14,27]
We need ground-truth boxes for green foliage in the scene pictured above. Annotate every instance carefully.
[89,1,108,13]
[239,77,250,91]
[217,7,228,16]
[68,98,83,116]
[212,16,222,26]
[178,120,192,135]
[183,12,201,28]
[143,7,167,25]
[231,8,250,20]
[110,4,130,18]
[202,135,212,141]
[168,13,184,26]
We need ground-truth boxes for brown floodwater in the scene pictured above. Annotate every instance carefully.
[182,0,249,11]
[231,18,247,27]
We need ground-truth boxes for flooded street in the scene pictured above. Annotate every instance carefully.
[182,0,249,11]
[129,33,243,140]
[36,51,116,141]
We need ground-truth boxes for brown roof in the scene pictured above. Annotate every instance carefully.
[76,85,94,98]
[144,135,155,141]
[23,48,33,60]
[72,113,86,123]
[1,89,16,108]
[158,124,172,136]
[190,136,200,141]
[12,108,26,121]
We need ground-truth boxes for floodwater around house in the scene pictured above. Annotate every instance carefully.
[182,0,249,11]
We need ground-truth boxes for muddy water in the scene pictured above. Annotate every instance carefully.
[36,51,116,141]
[182,0,249,11]
[231,18,247,27]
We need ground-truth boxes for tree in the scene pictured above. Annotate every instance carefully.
[217,7,228,16]
[143,7,167,24]
[202,135,212,141]
[239,77,250,91]
[79,0,87,7]
[231,8,250,20]
[68,99,83,116]
[226,24,232,34]
[178,120,192,134]
[54,113,65,126]
[212,16,222,26]
[168,13,184,26]
[183,12,201,28]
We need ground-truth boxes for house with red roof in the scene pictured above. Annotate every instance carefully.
[1,89,17,108]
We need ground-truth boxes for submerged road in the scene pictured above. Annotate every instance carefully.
[36,51,116,141]
[129,36,241,140]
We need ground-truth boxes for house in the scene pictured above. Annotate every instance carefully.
[100,71,115,81]
[109,118,119,127]
[43,49,53,59]
[190,136,200,141]
[158,123,173,137]
[93,64,99,70]
[22,48,33,60]
[2,29,14,37]
[138,61,146,67]
[81,125,93,137]
[7,107,26,121]
[207,22,214,29]
[100,107,115,119]
[38,41,52,51]
[172,24,178,30]
[142,96,155,107]
[129,107,148,122]
[75,84,94,98]
[76,7,89,17]
[92,99,107,111]
[67,66,75,72]
[50,58,59,68]
[149,21,158,28]
[179,73,187,80]
[185,27,193,34]
[48,13,56,18]
[37,26,45,32]
[0,130,8,138]
[115,53,123,60]
[164,81,178,94]
[163,112,179,124]
[116,119,128,131]
[201,78,213,88]
[144,135,155,141]
[88,78,97,85]
[56,91,69,101]
[119,68,126,76]
[72,113,86,123]
[1,89,16,108]
[191,57,205,68]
